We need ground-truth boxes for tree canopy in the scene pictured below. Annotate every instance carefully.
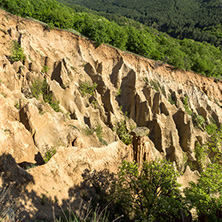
[1,0,222,78]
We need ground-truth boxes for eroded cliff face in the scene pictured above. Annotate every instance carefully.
[0,10,221,221]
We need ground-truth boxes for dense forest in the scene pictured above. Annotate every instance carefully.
[0,0,222,78]
[58,0,222,47]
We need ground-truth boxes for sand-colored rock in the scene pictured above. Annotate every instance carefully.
[0,9,221,221]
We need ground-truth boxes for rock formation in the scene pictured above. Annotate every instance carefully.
[0,9,221,221]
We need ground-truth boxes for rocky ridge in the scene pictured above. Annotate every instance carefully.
[0,10,221,221]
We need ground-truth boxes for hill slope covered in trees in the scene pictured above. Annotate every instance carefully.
[0,0,222,78]
[58,0,222,47]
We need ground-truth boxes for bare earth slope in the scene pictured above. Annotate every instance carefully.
[0,10,221,221]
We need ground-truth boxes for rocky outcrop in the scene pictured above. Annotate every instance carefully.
[0,9,221,220]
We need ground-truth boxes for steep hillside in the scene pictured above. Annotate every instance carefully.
[58,0,222,46]
[0,10,222,221]
[1,0,222,78]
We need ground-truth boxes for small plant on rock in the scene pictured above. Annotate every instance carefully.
[31,78,61,112]
[10,40,26,63]
[117,88,122,96]
[30,79,42,99]
[41,65,50,74]
[85,125,107,145]
[44,149,56,163]
[192,113,205,130]
[116,120,132,145]
[79,81,97,96]
[14,101,20,110]
[182,95,192,115]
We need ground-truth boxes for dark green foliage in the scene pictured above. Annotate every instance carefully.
[1,0,222,78]
[206,125,222,164]
[58,0,222,47]
[185,163,222,221]
[113,160,188,221]
[189,125,222,222]
[10,40,26,63]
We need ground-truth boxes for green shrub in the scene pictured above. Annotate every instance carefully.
[90,99,98,108]
[31,79,43,99]
[31,78,61,112]
[185,163,222,221]
[41,65,50,74]
[182,95,192,115]
[194,142,207,171]
[44,149,56,163]
[116,120,132,145]
[206,123,218,135]
[50,100,60,112]
[192,113,205,130]
[113,160,188,221]
[79,82,97,96]
[10,40,26,63]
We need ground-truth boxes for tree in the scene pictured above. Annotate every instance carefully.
[185,163,222,221]
[112,160,188,221]
[185,126,222,221]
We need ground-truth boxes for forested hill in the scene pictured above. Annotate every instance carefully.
[57,0,222,47]
[0,0,222,78]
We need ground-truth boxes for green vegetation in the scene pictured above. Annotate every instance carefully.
[192,113,205,131]
[79,81,97,96]
[116,88,121,96]
[14,101,20,110]
[185,163,222,222]
[206,123,218,135]
[150,80,160,92]
[31,78,61,112]
[79,134,222,221]
[185,128,222,221]
[10,40,26,63]
[85,125,107,145]
[112,160,188,221]
[182,95,192,115]
[58,0,222,47]
[1,0,222,77]
[90,99,98,109]
[182,95,208,131]
[41,65,50,74]
[30,79,42,99]
[44,149,56,163]
[194,142,207,171]
[116,120,132,145]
